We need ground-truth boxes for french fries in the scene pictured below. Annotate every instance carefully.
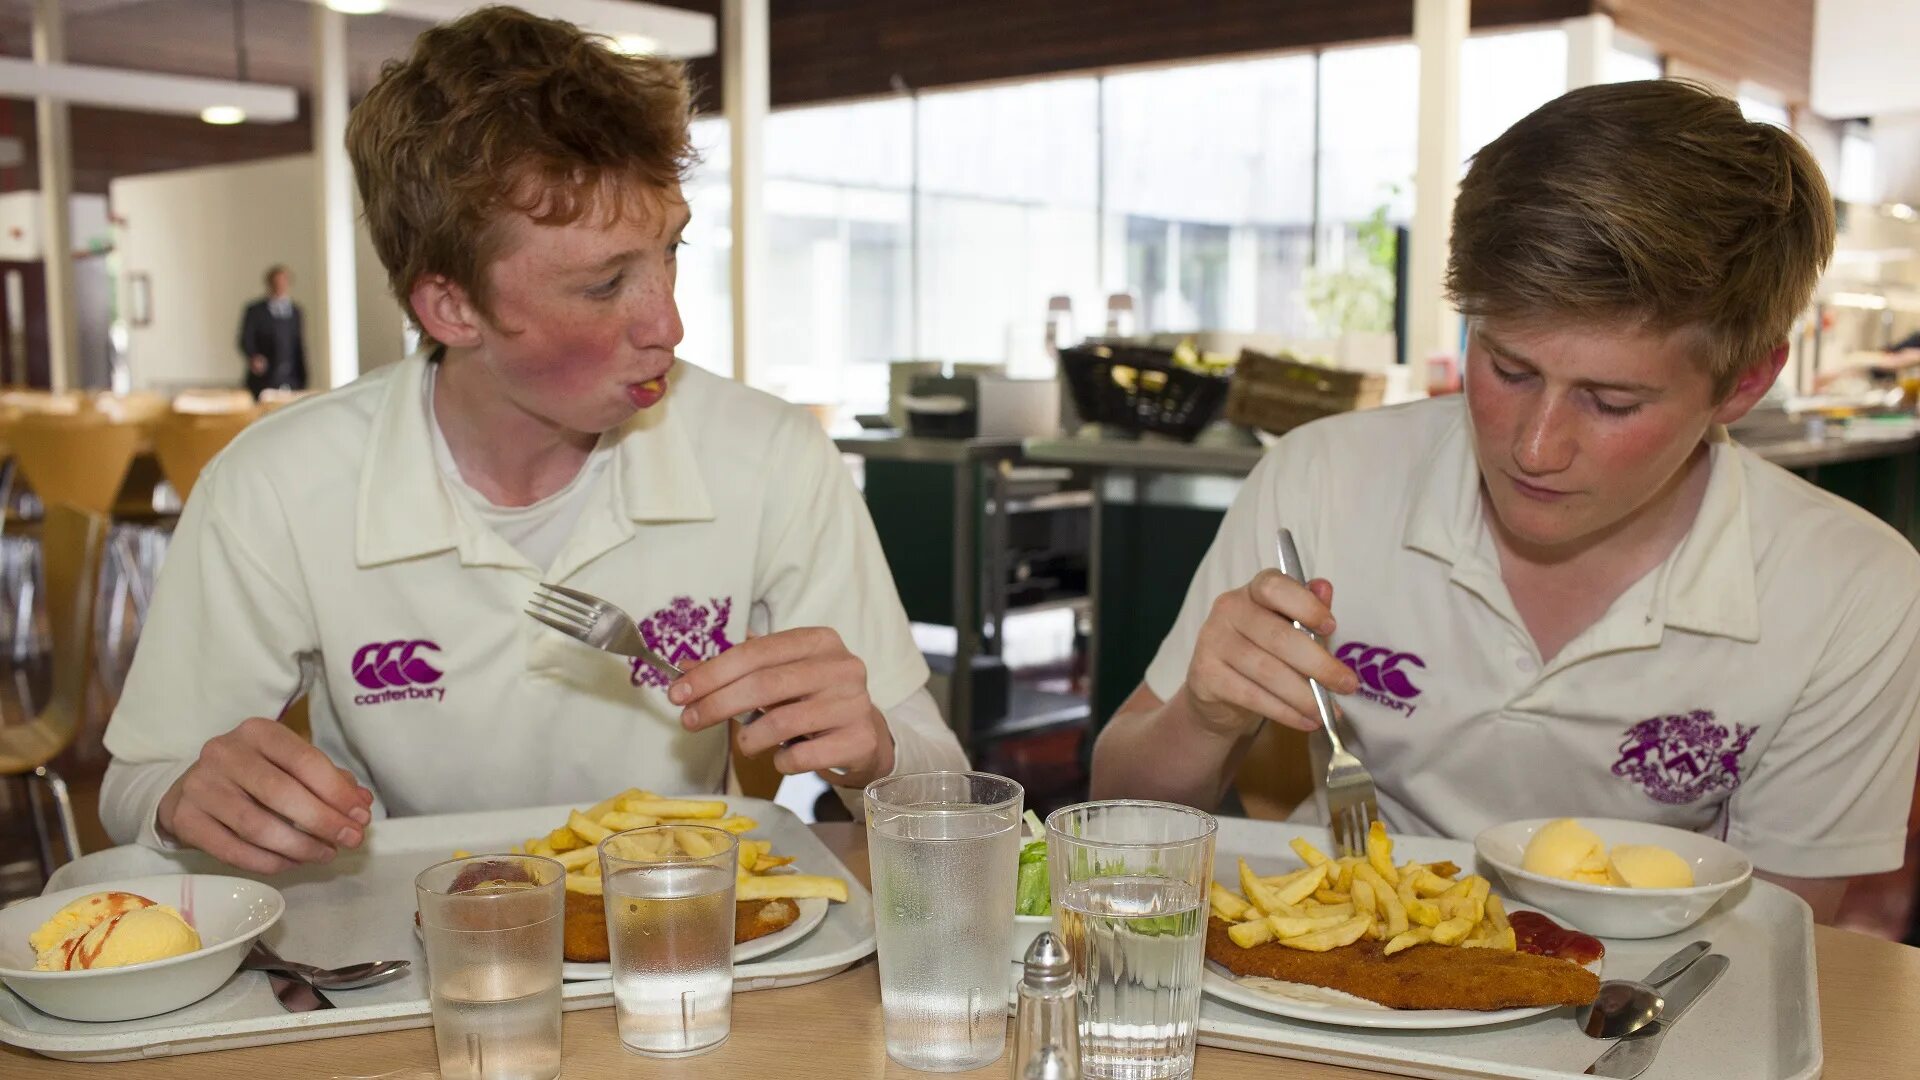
[1215,824,1520,959]
[458,789,848,909]
[1211,883,1253,922]
[735,873,849,904]
[1274,863,1329,907]
[620,798,728,820]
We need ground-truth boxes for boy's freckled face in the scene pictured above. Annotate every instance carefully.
[468,181,690,435]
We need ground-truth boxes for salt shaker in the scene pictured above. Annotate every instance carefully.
[1011,931,1080,1080]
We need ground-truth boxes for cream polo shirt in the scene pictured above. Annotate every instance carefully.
[1146,396,1920,877]
[102,353,957,846]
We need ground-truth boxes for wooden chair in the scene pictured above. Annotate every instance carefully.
[1233,722,1317,821]
[257,388,317,413]
[151,410,256,502]
[0,504,106,871]
[0,389,82,416]
[7,412,143,518]
[90,392,168,426]
[8,413,159,715]
[171,388,259,416]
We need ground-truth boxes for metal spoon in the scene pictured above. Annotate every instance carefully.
[1575,940,1711,1039]
[244,943,410,991]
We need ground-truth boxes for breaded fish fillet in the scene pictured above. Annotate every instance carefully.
[1206,918,1599,1011]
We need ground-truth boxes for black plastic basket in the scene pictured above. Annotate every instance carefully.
[1059,344,1231,442]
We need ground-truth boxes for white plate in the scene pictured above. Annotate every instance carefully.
[1200,915,1605,1030]
[559,896,829,981]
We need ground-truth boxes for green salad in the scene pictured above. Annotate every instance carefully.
[1015,810,1051,916]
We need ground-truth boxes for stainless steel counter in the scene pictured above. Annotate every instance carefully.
[834,433,1027,463]
[1024,430,1920,477]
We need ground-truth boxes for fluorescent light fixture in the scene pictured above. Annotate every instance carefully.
[200,105,246,125]
[613,33,659,55]
[1828,291,1891,310]
[325,0,387,12]
[0,57,297,123]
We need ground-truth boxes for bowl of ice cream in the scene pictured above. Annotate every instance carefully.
[1473,818,1752,939]
[0,874,284,1021]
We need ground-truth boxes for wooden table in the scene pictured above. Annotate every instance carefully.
[8,823,1918,1079]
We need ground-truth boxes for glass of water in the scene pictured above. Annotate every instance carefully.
[1047,801,1218,1080]
[599,825,739,1057]
[415,854,566,1080]
[866,771,1024,1072]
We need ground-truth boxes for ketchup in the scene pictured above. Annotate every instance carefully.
[1510,910,1605,966]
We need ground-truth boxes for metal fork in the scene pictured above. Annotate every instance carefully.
[525,582,764,727]
[1275,528,1380,858]
[527,581,685,684]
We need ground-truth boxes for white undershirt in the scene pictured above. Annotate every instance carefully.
[424,362,613,571]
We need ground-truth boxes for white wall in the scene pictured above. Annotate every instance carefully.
[0,191,111,261]
[110,155,405,392]
[1813,0,1920,119]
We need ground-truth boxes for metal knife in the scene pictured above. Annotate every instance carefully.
[267,970,334,1013]
[1584,953,1730,1078]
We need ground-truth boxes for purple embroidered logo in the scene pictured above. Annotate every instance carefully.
[1335,641,1426,717]
[1611,710,1757,806]
[350,640,446,705]
[629,597,736,688]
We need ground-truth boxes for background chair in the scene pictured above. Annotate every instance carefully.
[0,504,107,874]
[152,409,256,502]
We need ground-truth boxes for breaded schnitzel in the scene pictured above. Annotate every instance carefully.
[562,887,799,962]
[1206,917,1599,1011]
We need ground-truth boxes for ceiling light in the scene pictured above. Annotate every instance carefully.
[1890,203,1918,222]
[200,105,246,126]
[613,33,659,55]
[324,0,387,13]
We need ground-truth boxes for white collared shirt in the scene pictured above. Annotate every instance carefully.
[1145,396,1920,877]
[102,353,961,846]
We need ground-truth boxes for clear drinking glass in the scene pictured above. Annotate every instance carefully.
[415,854,566,1080]
[599,825,739,1058]
[865,771,1024,1072]
[1047,801,1219,1080]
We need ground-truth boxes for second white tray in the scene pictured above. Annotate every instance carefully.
[1194,818,1821,1080]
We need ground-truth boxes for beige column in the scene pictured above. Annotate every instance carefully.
[1564,13,1613,91]
[1406,0,1468,386]
[33,0,78,391]
[723,0,768,385]
[313,4,358,388]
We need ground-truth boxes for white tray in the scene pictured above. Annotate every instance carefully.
[1196,818,1821,1080]
[0,797,874,1063]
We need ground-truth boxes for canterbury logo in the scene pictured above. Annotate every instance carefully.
[1335,642,1425,701]
[351,640,444,690]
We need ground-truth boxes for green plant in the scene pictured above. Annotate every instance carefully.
[1303,194,1399,336]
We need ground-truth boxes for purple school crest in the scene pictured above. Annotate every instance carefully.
[629,597,736,688]
[1611,710,1757,806]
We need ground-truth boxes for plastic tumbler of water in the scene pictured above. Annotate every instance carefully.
[865,771,1025,1072]
[599,825,740,1057]
[415,854,566,1080]
[1047,801,1218,1080]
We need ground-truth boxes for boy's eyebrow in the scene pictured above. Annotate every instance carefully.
[1478,328,1661,395]
[579,212,691,275]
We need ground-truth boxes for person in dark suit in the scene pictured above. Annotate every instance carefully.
[238,265,308,397]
